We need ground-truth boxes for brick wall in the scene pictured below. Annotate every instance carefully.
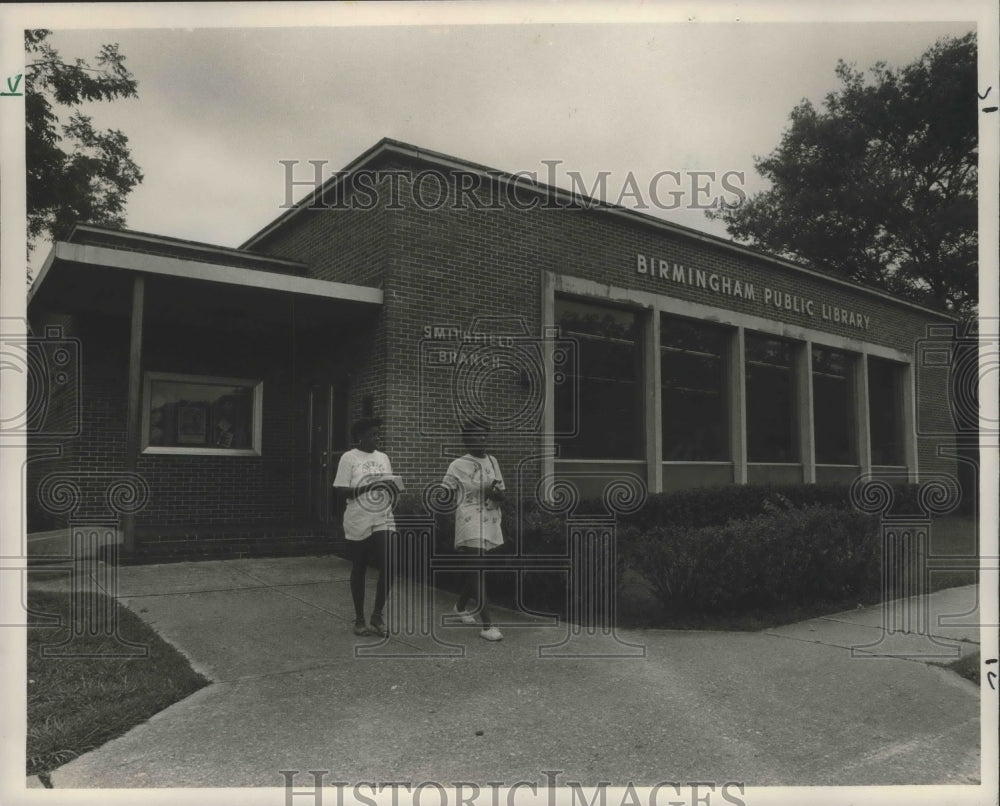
[137,314,308,525]
[255,178,390,432]
[26,312,99,531]
[26,309,321,532]
[225,157,968,516]
[248,156,962,507]
[26,151,967,543]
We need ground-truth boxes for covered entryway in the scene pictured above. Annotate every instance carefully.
[27,225,382,559]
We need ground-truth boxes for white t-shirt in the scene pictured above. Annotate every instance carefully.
[333,449,396,541]
[443,454,505,549]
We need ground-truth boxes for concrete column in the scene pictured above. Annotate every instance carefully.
[541,272,557,495]
[645,307,663,494]
[797,341,816,483]
[902,361,919,481]
[730,327,747,484]
[123,274,145,554]
[854,353,872,476]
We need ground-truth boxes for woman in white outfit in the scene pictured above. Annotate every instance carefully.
[333,418,399,637]
[442,420,506,641]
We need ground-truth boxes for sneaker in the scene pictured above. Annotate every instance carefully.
[479,626,503,642]
[353,619,370,636]
[369,614,388,638]
[453,603,476,624]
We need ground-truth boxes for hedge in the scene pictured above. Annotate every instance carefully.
[620,505,882,613]
[619,483,924,533]
[387,481,915,618]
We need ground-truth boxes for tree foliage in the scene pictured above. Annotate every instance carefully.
[25,29,143,254]
[709,33,977,316]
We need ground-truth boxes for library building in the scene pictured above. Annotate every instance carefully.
[26,139,966,558]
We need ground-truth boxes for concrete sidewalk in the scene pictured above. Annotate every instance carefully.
[30,554,982,788]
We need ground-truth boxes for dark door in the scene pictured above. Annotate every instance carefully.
[307,382,349,525]
[307,384,334,523]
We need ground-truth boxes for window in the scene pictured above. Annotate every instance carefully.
[142,372,262,455]
[746,333,797,462]
[812,347,856,464]
[661,315,729,460]
[868,356,905,465]
[554,298,643,459]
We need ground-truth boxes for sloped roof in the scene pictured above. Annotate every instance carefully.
[241,137,957,321]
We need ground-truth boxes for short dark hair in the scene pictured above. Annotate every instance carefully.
[461,418,489,436]
[351,417,382,442]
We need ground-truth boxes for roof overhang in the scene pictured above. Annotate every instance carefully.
[30,242,382,309]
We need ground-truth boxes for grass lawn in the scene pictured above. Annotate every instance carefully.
[940,649,981,685]
[26,588,209,779]
[616,513,979,631]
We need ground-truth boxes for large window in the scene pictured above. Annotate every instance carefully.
[554,298,643,459]
[746,333,797,462]
[812,347,856,464]
[661,315,728,460]
[868,357,905,465]
[142,372,262,455]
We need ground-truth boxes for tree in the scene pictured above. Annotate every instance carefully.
[708,33,977,317]
[25,29,143,258]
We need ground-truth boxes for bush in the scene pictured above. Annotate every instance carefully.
[391,483,906,618]
[392,495,621,618]
[623,505,881,613]
[621,482,924,533]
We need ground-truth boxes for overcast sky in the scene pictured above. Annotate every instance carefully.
[7,5,985,272]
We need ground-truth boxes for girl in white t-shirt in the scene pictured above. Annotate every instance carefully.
[333,418,400,637]
[442,421,506,641]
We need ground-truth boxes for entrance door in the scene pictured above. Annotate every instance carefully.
[307,384,347,524]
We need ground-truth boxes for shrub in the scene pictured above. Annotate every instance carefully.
[392,483,905,618]
[621,482,924,533]
[623,505,881,613]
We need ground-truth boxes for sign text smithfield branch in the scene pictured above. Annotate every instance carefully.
[636,254,871,331]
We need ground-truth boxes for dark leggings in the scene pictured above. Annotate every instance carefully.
[348,530,390,621]
[456,545,492,629]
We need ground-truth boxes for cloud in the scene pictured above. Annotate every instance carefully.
[37,20,975,248]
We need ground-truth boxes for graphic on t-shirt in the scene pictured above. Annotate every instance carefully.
[333,449,396,541]
[443,454,505,549]
[358,458,386,478]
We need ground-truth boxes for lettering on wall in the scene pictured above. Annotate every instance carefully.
[636,254,872,331]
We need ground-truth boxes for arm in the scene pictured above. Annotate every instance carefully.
[437,469,462,513]
[333,454,380,501]
[332,453,353,502]
[334,480,383,501]
[485,482,505,504]
[485,456,505,503]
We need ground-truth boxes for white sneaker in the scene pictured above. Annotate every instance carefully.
[480,626,503,642]
[453,604,476,624]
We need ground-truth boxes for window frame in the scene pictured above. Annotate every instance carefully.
[141,371,263,456]
[811,345,858,466]
[659,313,731,462]
[867,355,905,466]
[744,331,799,464]
[554,296,644,460]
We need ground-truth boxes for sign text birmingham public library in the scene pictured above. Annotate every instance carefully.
[637,254,873,331]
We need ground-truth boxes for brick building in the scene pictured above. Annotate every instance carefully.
[26,139,966,558]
